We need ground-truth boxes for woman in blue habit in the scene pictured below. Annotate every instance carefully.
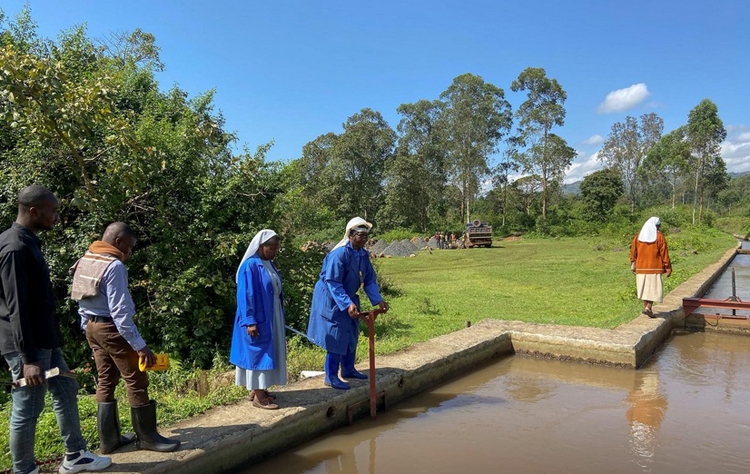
[230,229,286,409]
[307,217,389,390]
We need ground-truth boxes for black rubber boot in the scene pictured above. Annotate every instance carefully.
[131,400,181,452]
[97,401,136,454]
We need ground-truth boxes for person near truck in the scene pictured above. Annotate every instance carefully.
[630,216,672,318]
[72,222,180,453]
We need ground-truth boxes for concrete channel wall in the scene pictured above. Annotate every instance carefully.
[102,244,743,474]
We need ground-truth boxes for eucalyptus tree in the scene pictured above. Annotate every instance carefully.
[440,73,512,224]
[510,67,570,220]
[686,99,727,224]
[295,132,340,214]
[492,139,521,227]
[640,127,691,208]
[598,113,663,213]
[512,174,543,217]
[333,108,396,221]
[378,99,447,231]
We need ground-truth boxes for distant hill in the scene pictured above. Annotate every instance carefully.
[563,180,581,195]
[563,170,748,196]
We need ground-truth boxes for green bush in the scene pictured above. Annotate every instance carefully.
[378,228,420,242]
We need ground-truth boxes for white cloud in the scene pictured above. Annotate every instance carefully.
[722,125,750,174]
[597,83,650,114]
[582,134,604,145]
[564,151,604,184]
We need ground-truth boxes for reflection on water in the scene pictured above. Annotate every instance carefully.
[237,332,750,474]
[626,370,667,468]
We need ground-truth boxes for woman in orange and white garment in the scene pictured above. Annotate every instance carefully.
[630,217,672,318]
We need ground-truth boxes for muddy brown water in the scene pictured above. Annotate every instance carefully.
[236,331,750,474]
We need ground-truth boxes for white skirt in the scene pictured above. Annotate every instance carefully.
[636,273,663,303]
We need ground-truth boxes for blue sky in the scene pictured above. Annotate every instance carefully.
[3,0,749,183]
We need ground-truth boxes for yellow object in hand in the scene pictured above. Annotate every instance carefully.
[139,353,170,372]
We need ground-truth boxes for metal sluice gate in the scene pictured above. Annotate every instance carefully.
[683,267,750,322]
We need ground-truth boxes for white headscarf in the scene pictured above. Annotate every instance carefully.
[236,229,278,282]
[332,217,372,251]
[637,217,660,243]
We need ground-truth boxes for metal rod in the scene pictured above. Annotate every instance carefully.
[368,312,377,418]
[285,325,316,343]
[731,268,737,315]
[357,308,387,419]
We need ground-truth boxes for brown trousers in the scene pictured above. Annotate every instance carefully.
[86,320,149,407]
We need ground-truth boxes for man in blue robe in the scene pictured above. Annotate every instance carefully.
[307,217,389,390]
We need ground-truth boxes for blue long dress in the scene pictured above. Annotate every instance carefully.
[230,255,287,390]
[306,241,383,355]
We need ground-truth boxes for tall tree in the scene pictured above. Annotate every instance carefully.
[492,139,521,227]
[686,99,727,224]
[440,73,512,223]
[598,113,663,213]
[511,67,569,220]
[333,108,395,220]
[291,109,395,223]
[640,127,690,208]
[512,174,542,216]
[379,99,447,231]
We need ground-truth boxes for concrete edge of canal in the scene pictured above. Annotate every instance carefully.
[105,242,746,474]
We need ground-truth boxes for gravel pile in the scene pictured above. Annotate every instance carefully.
[400,238,422,253]
[382,240,419,257]
[426,236,439,249]
[368,239,389,256]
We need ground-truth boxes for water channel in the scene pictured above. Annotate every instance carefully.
[236,244,750,474]
[694,240,750,317]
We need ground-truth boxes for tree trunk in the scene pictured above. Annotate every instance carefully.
[692,166,700,225]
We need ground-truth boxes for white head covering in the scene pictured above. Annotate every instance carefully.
[332,217,372,251]
[236,229,278,282]
[637,217,660,243]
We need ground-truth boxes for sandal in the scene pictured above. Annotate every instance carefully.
[643,308,654,318]
[252,394,279,410]
[250,390,276,401]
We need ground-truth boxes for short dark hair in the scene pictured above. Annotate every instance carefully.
[18,185,56,209]
[103,222,136,241]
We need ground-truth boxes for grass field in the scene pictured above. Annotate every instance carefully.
[367,231,737,354]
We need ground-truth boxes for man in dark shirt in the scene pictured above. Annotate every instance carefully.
[0,185,111,474]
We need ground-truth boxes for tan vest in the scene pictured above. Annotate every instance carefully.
[70,252,117,301]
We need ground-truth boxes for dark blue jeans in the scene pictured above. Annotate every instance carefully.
[4,348,87,474]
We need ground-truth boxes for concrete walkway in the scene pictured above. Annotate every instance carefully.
[89,244,743,474]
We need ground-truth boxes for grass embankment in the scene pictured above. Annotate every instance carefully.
[0,229,737,470]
